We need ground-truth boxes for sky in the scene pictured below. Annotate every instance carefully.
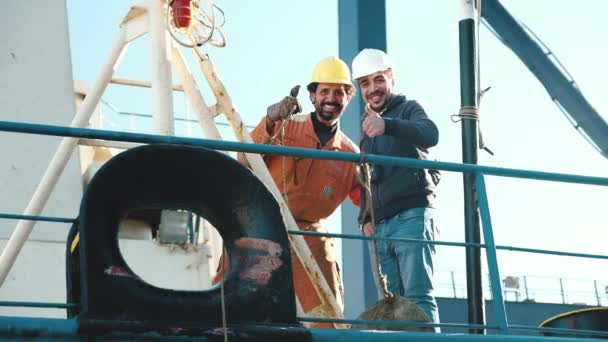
[66,0,607,305]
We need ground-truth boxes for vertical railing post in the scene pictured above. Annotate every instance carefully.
[451,271,458,298]
[560,278,566,304]
[475,173,509,334]
[594,280,601,306]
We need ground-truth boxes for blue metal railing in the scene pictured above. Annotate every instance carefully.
[1,119,607,337]
[1,120,606,186]
[476,174,509,333]
[0,213,75,223]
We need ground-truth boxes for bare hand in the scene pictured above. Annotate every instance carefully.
[362,222,376,236]
[362,105,385,137]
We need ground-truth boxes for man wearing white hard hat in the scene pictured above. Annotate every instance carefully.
[352,48,441,329]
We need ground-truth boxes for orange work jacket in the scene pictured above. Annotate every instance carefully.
[232,113,361,321]
[247,112,361,224]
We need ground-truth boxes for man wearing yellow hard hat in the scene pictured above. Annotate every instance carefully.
[216,56,361,326]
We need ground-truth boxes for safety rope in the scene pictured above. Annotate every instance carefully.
[451,106,494,156]
[280,123,289,206]
[267,105,299,206]
[264,118,291,206]
[356,162,393,299]
[451,106,479,121]
[268,86,301,204]
[220,276,228,342]
[476,0,483,107]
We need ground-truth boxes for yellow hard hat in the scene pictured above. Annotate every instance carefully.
[308,56,353,87]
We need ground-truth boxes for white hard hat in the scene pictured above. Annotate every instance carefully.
[351,48,393,80]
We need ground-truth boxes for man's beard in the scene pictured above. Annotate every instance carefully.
[367,90,387,111]
[316,102,343,122]
[318,110,337,122]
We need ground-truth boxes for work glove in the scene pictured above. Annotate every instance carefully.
[266,85,302,122]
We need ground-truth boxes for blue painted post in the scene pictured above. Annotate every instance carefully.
[338,0,387,318]
[475,173,509,334]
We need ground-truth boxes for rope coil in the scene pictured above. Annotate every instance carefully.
[451,106,480,122]
[451,105,495,156]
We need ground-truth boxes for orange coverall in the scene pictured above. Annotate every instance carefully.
[215,112,360,321]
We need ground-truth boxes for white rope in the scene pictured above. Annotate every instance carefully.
[220,262,228,342]
[476,0,482,106]
[280,125,289,206]
[475,0,494,156]
[451,106,479,122]
[267,116,293,205]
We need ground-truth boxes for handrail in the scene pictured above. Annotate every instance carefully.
[2,213,606,262]
[1,120,606,187]
[0,301,75,309]
[476,173,509,333]
[0,213,75,223]
[1,119,607,335]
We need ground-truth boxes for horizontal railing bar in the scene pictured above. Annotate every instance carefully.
[289,230,484,248]
[0,213,75,223]
[0,301,77,309]
[1,120,607,186]
[1,303,603,337]
[509,324,608,337]
[1,210,602,261]
[0,316,603,341]
[290,230,608,260]
[311,329,605,341]
[495,245,608,260]
[298,316,498,330]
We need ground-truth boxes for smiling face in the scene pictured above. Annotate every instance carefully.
[310,83,352,126]
[357,69,395,111]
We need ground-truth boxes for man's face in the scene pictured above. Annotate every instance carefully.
[311,83,351,125]
[357,70,395,110]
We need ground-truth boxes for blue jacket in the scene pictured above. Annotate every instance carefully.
[359,94,439,224]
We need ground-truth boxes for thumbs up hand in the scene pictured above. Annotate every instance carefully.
[362,104,385,137]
